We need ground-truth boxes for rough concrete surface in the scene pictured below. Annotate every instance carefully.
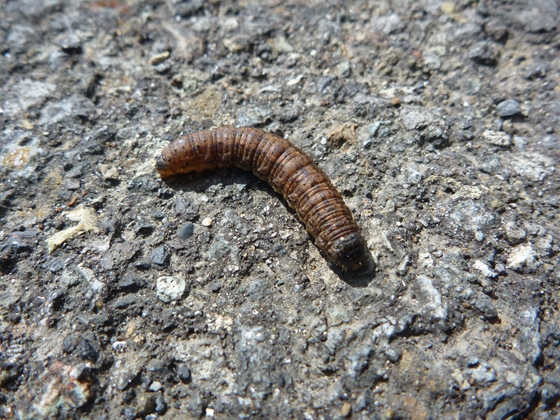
[0,0,559,419]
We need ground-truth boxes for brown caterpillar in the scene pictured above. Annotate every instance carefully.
[156,126,366,270]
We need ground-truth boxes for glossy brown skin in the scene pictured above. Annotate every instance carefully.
[156,126,366,270]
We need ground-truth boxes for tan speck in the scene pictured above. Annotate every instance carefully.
[150,51,170,65]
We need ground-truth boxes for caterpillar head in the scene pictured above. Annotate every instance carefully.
[327,232,367,270]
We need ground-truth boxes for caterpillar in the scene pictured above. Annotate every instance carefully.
[156,126,367,270]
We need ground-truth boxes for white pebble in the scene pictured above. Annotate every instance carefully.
[202,217,213,227]
[473,260,497,278]
[156,276,186,302]
[507,244,536,271]
[149,381,163,392]
[111,341,128,353]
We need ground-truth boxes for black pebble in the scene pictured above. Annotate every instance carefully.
[177,222,194,239]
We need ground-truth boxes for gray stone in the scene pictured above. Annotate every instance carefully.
[150,246,170,267]
[505,222,527,245]
[496,100,520,117]
[176,364,191,383]
[465,356,479,367]
[135,223,154,236]
[47,258,64,273]
[468,41,499,65]
[384,347,400,363]
[517,309,542,364]
[354,389,373,412]
[454,23,483,39]
[450,200,495,232]
[134,393,157,417]
[174,198,198,221]
[542,372,560,407]
[153,210,165,220]
[207,234,238,263]
[401,109,433,130]
[524,63,548,80]
[338,61,351,77]
[114,295,137,309]
[468,361,496,384]
[325,327,346,356]
[6,25,38,54]
[60,268,82,288]
[173,0,203,18]
[177,222,194,239]
[368,121,382,137]
[473,292,498,319]
[484,20,509,42]
[478,156,503,175]
[513,0,558,33]
[116,368,141,391]
[58,34,82,54]
[64,178,80,190]
[155,395,167,414]
[422,52,442,70]
[371,13,405,35]
[275,108,300,123]
[117,275,147,291]
[483,130,512,147]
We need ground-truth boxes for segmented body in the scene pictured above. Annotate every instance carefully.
[156,126,366,269]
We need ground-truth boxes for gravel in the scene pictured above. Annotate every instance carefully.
[0,0,559,419]
[496,99,521,117]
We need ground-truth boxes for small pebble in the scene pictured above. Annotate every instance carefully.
[155,395,168,414]
[385,347,400,362]
[201,217,213,227]
[176,364,191,383]
[466,355,479,367]
[382,408,396,419]
[153,211,165,220]
[64,178,80,191]
[341,401,352,418]
[338,61,351,78]
[150,51,170,65]
[273,36,294,53]
[171,73,183,87]
[505,221,527,245]
[440,2,455,14]
[483,130,511,147]
[177,222,194,239]
[135,393,157,417]
[150,246,170,267]
[156,276,186,302]
[496,99,520,117]
[149,381,163,392]
[494,263,506,275]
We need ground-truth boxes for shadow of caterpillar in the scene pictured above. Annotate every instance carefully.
[156,126,366,270]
